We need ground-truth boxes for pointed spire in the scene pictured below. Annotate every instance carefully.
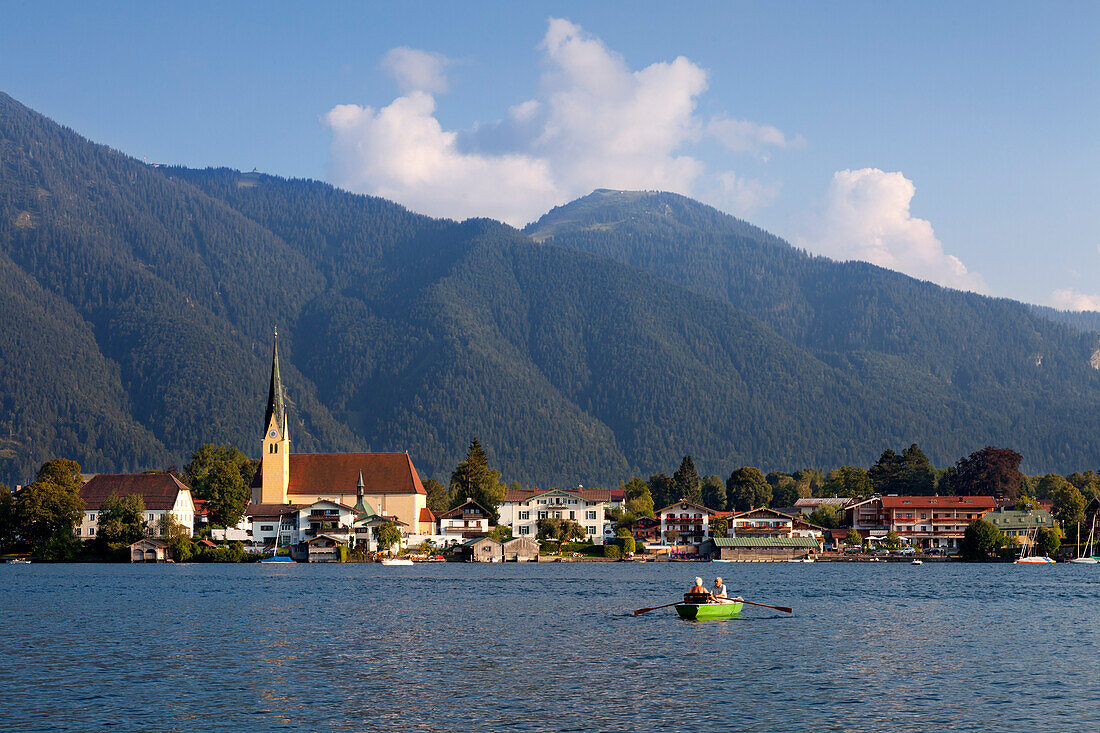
[357,471,365,494]
[264,328,287,437]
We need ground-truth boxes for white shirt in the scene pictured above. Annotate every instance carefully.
[713,583,728,598]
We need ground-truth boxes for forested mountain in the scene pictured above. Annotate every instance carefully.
[2,91,1100,487]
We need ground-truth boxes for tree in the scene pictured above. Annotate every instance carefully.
[202,461,250,528]
[844,529,863,547]
[1035,526,1060,557]
[885,530,902,549]
[618,535,637,554]
[15,460,85,548]
[374,521,401,554]
[622,477,655,519]
[794,469,824,498]
[673,456,703,504]
[536,517,583,553]
[711,518,729,538]
[648,473,676,510]
[823,466,872,498]
[767,472,799,507]
[0,484,15,551]
[726,467,772,512]
[97,493,147,546]
[186,444,256,491]
[869,445,935,496]
[944,446,1024,499]
[487,525,513,542]
[424,478,448,513]
[664,528,680,546]
[449,438,507,522]
[960,518,1004,561]
[701,475,727,510]
[808,505,841,529]
[1014,495,1039,510]
[1051,481,1086,530]
[158,514,193,561]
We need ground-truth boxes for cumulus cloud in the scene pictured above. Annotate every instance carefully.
[381,46,451,94]
[1051,288,1100,312]
[800,168,987,293]
[324,19,795,224]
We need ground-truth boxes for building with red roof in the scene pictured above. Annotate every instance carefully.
[77,472,195,540]
[248,331,428,543]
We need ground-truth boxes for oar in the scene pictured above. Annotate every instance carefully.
[738,598,793,614]
[633,600,683,615]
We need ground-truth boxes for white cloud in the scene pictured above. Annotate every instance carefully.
[324,19,797,225]
[380,46,451,94]
[1051,288,1100,312]
[800,168,987,293]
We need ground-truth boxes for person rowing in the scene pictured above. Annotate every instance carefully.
[712,577,727,599]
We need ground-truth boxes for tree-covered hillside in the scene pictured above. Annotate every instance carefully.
[3,91,1100,486]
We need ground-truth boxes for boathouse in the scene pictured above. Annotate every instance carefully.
[502,537,539,562]
[455,536,502,562]
[702,537,818,562]
[129,538,168,563]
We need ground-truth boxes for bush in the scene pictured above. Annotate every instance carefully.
[603,544,621,559]
[619,536,636,554]
[337,546,349,562]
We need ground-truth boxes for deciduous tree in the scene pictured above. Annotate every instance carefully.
[97,493,147,546]
[15,460,85,548]
[960,518,1003,561]
[726,467,771,512]
[701,474,727,510]
[944,446,1024,499]
[423,478,449,514]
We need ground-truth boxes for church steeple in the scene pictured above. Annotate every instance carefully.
[264,326,288,440]
[258,328,291,504]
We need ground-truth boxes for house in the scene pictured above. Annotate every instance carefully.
[791,516,827,542]
[248,331,428,532]
[129,538,168,563]
[503,537,540,562]
[301,534,344,563]
[844,496,888,534]
[657,500,717,545]
[455,536,502,562]
[731,507,796,538]
[702,537,819,562]
[628,516,661,544]
[794,497,850,516]
[881,495,997,549]
[498,487,610,545]
[435,499,492,540]
[78,473,196,540]
[984,507,1058,547]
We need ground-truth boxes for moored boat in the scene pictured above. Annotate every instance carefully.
[259,555,295,563]
[1014,555,1055,564]
[380,558,414,566]
[675,592,743,620]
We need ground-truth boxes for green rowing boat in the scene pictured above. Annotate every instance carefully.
[675,599,743,620]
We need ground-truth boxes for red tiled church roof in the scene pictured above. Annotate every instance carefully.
[286,453,426,496]
[80,473,192,511]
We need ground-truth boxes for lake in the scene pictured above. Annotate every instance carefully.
[1,561,1098,731]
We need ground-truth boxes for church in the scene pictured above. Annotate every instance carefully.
[247,330,429,546]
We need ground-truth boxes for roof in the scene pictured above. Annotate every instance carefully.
[435,499,491,519]
[129,538,168,549]
[656,499,716,515]
[280,453,426,496]
[503,487,613,503]
[880,495,996,510]
[263,330,287,437]
[459,536,501,547]
[985,508,1056,530]
[732,507,797,520]
[80,473,192,511]
[710,537,817,548]
[419,507,436,523]
[247,502,299,519]
[794,497,850,508]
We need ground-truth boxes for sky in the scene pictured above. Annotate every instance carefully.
[2,0,1098,308]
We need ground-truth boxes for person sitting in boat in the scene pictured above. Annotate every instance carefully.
[712,577,728,600]
[689,576,707,594]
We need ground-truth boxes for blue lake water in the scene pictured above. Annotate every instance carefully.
[1,561,1099,732]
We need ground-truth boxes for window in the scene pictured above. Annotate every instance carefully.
[260,525,274,532]
[89,513,96,522]
[75,528,81,536]
[519,511,529,520]
[519,526,530,535]
[537,511,547,519]
[586,526,596,535]
[89,528,95,536]
[586,511,597,520]
[569,511,576,520]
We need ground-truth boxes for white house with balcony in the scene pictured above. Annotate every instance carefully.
[499,487,610,545]
[435,499,493,541]
[657,500,717,545]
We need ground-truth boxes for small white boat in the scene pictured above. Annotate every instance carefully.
[380,558,414,566]
[1068,557,1100,564]
[1014,556,1055,564]
[910,559,923,565]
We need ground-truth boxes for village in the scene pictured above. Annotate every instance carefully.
[7,332,1097,564]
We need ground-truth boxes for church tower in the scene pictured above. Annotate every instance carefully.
[259,328,290,504]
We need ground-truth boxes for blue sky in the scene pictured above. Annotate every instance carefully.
[2,1,1097,307]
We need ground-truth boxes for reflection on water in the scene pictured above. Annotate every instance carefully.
[2,562,1099,731]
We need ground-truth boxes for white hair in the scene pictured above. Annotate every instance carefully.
[694,577,703,586]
